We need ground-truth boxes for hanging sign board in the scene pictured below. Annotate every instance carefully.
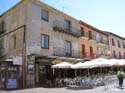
[13,56,22,65]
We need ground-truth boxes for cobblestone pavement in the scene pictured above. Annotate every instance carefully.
[0,82,125,93]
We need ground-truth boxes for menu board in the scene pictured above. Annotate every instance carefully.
[7,67,17,89]
[7,79,17,88]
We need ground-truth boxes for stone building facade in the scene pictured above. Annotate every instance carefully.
[0,0,125,89]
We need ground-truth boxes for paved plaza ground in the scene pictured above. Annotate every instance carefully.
[0,82,125,93]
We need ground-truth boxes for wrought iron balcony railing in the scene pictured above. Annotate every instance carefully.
[52,47,80,58]
[96,39,109,45]
[53,20,81,37]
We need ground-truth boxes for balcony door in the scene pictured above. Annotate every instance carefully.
[65,41,72,57]
[64,20,71,31]
[89,31,92,40]
[81,44,85,58]
[90,46,93,58]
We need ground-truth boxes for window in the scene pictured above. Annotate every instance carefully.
[41,34,49,49]
[13,35,16,49]
[81,27,85,36]
[112,38,115,46]
[113,50,116,58]
[0,21,5,34]
[90,46,93,57]
[123,42,125,49]
[65,41,71,56]
[93,32,96,41]
[8,67,17,79]
[81,44,85,57]
[89,31,92,40]
[39,65,46,74]
[12,35,16,49]
[41,10,49,21]
[100,37,103,43]
[96,33,100,43]
[117,40,121,47]
[119,51,121,59]
[64,20,71,31]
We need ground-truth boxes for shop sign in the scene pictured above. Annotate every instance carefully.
[7,79,17,89]
[13,56,22,65]
[27,62,34,74]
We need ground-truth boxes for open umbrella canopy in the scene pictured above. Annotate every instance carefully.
[51,59,125,69]
[108,59,120,66]
[112,59,125,66]
[119,59,125,66]
[80,58,109,68]
[51,62,73,69]
[78,61,93,68]
[90,58,108,62]
[107,59,125,66]
[71,62,84,69]
[89,58,110,68]
[71,58,109,69]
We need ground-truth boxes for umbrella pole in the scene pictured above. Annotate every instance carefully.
[64,69,65,78]
[87,68,90,76]
[80,69,81,76]
[75,69,77,77]
[52,68,55,77]
[100,67,102,74]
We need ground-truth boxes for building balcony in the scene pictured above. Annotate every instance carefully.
[53,20,81,37]
[80,52,97,59]
[52,47,80,58]
[96,39,109,45]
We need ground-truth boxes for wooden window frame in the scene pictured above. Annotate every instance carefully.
[41,10,49,21]
[41,34,49,49]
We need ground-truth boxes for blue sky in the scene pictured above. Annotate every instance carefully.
[0,0,125,37]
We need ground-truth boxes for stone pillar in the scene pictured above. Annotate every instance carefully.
[26,55,35,88]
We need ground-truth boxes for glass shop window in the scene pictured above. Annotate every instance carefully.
[8,67,17,79]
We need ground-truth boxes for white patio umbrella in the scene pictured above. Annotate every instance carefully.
[90,58,108,63]
[78,61,94,76]
[71,62,84,76]
[78,58,110,75]
[119,59,125,66]
[71,62,84,69]
[89,58,110,68]
[71,58,109,69]
[51,62,73,77]
[108,59,120,66]
[115,59,125,66]
[74,58,110,69]
[71,61,94,69]
[51,62,72,69]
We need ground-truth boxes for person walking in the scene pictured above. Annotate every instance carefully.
[117,68,125,87]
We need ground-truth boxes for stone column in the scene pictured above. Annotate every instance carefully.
[26,55,35,88]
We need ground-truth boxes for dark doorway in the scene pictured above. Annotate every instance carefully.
[0,66,6,89]
[35,63,53,87]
